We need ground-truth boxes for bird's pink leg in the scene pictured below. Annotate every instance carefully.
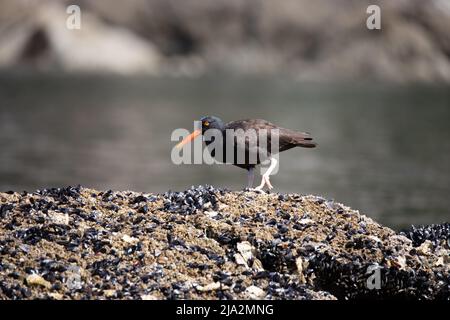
[254,157,277,191]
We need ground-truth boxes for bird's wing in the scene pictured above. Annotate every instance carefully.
[223,119,275,163]
[277,127,317,149]
[225,119,278,131]
[225,119,316,152]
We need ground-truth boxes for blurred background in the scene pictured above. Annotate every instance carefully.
[0,0,449,230]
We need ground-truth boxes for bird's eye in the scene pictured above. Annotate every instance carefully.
[204,121,209,127]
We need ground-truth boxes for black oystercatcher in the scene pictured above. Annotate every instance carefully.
[176,116,316,191]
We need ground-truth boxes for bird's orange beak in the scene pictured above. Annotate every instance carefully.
[176,129,201,148]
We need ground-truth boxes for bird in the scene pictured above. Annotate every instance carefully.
[176,116,316,191]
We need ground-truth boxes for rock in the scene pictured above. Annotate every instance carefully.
[122,234,139,245]
[48,292,63,300]
[234,253,248,267]
[252,258,265,272]
[218,203,229,210]
[388,256,407,270]
[0,185,449,300]
[236,241,254,265]
[205,211,218,218]
[0,1,160,75]
[417,240,433,255]
[154,249,162,257]
[19,244,30,253]
[234,241,264,271]
[48,211,69,225]
[295,257,307,284]
[367,235,382,243]
[298,218,315,225]
[389,234,413,246]
[26,274,51,289]
[434,248,450,267]
[195,282,222,292]
[245,286,266,299]
[103,289,116,298]
[65,265,83,290]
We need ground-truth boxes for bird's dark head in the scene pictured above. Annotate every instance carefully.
[200,116,224,133]
[175,116,225,149]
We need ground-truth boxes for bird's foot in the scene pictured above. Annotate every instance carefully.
[253,174,273,192]
[264,175,273,190]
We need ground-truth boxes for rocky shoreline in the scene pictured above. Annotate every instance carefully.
[0,185,449,300]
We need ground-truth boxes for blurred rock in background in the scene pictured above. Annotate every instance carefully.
[1,0,450,82]
[0,0,160,74]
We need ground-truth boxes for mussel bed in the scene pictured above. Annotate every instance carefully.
[0,185,448,300]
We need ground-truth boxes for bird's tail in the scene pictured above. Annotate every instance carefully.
[290,130,317,148]
[296,137,317,148]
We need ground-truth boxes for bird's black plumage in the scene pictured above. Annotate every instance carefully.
[199,116,316,170]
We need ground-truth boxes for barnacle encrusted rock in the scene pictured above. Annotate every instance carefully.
[0,186,448,300]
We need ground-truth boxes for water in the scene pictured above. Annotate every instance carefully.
[1,72,449,230]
